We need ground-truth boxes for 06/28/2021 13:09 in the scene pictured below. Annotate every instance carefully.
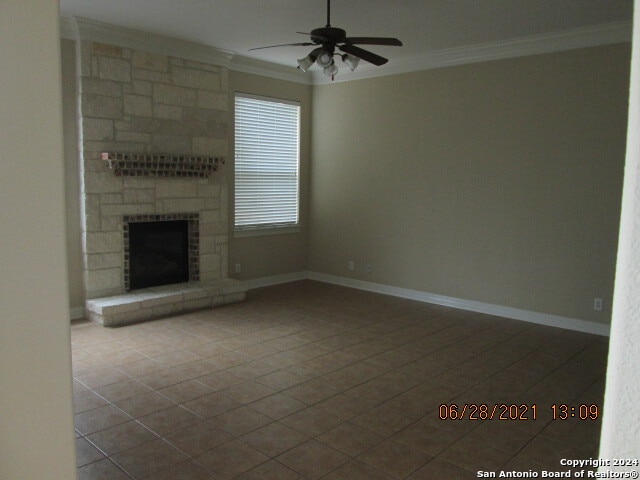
[437,403,600,421]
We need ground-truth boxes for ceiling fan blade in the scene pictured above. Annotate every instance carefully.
[249,42,316,51]
[338,44,388,66]
[344,37,403,46]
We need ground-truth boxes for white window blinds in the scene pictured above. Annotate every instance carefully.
[234,94,300,230]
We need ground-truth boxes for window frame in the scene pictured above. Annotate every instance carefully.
[233,92,301,237]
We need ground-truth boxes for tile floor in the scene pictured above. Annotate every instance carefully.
[72,280,609,479]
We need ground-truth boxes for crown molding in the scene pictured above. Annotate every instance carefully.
[60,17,632,85]
[313,20,633,84]
[229,56,312,85]
[60,17,235,67]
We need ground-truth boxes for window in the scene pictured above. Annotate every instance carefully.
[234,93,300,233]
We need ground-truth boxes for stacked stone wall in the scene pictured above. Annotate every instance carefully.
[77,41,229,299]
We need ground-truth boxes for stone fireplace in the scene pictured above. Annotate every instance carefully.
[75,38,245,326]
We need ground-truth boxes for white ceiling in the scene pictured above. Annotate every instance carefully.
[60,0,633,79]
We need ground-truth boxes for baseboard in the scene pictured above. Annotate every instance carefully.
[70,306,86,321]
[245,271,310,290]
[75,270,610,336]
[306,271,610,337]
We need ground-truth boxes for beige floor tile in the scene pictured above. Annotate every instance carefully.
[186,341,232,358]
[463,421,537,456]
[351,405,417,436]
[171,359,224,378]
[74,404,132,436]
[76,437,105,467]
[197,370,247,390]
[132,340,180,357]
[152,349,201,367]
[83,340,129,357]
[253,369,307,390]
[285,359,337,378]
[408,458,478,479]
[246,391,306,423]
[276,439,350,479]
[220,380,277,404]
[234,460,305,480]
[117,358,166,378]
[235,342,281,359]
[241,421,309,456]
[163,420,235,457]
[76,458,131,480]
[114,391,176,418]
[86,420,158,456]
[226,359,281,380]
[75,367,131,389]
[438,434,513,472]
[391,418,467,456]
[358,438,433,478]
[182,392,242,419]
[99,348,148,367]
[73,281,608,480]
[73,378,90,395]
[281,405,343,436]
[157,379,214,403]
[317,421,385,456]
[192,439,269,479]
[92,378,152,402]
[111,438,189,479]
[141,460,220,480]
[73,389,109,414]
[208,350,253,368]
[315,392,378,420]
[136,368,189,390]
[207,406,273,436]
[321,459,396,480]
[137,405,201,436]
[282,379,341,404]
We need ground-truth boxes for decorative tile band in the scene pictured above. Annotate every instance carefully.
[123,213,200,291]
[102,152,225,178]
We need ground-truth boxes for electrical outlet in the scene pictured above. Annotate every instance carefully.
[348,260,355,271]
[235,263,241,274]
[365,263,372,273]
[593,297,603,311]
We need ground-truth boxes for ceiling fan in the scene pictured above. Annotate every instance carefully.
[249,0,402,79]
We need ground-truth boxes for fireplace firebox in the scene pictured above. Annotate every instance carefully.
[128,220,188,290]
[123,213,200,291]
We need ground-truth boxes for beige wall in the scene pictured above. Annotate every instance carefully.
[309,44,630,324]
[601,0,640,461]
[0,2,77,478]
[227,71,312,281]
[63,38,630,326]
[62,38,85,311]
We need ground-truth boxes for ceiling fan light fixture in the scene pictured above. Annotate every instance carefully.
[297,55,315,72]
[342,54,360,71]
[323,63,338,76]
[316,50,334,68]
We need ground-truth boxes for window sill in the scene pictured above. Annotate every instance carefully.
[234,225,301,238]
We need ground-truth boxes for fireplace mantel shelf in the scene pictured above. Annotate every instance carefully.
[101,152,225,178]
